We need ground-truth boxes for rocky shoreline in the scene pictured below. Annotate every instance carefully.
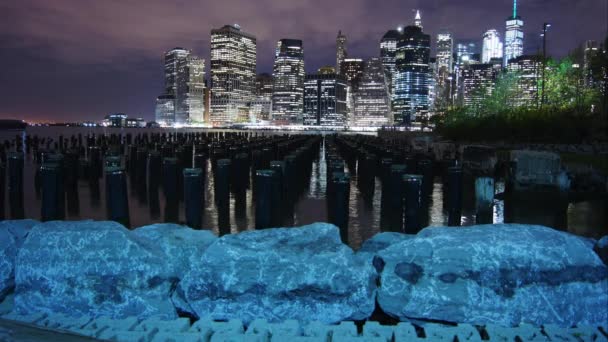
[1,220,607,331]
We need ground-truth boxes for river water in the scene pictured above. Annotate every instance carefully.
[1,126,606,249]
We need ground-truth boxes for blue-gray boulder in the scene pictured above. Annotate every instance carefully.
[595,236,608,265]
[358,232,414,255]
[14,220,178,320]
[0,220,39,300]
[175,223,376,324]
[377,224,608,327]
[132,224,217,277]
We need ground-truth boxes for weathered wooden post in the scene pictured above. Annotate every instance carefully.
[8,152,24,219]
[403,174,423,233]
[184,168,203,229]
[216,159,231,234]
[105,167,130,227]
[447,166,463,226]
[40,162,65,221]
[475,177,494,224]
[255,169,275,229]
[330,172,350,244]
[162,157,179,223]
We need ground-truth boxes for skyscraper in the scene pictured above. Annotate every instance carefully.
[507,55,540,107]
[155,47,205,125]
[271,39,305,124]
[458,63,498,107]
[336,31,348,75]
[504,0,524,65]
[210,24,257,125]
[436,31,454,73]
[303,71,347,126]
[250,73,273,122]
[414,10,423,30]
[584,40,600,87]
[456,41,480,66]
[380,29,400,85]
[482,29,503,63]
[155,94,175,125]
[393,13,431,125]
[353,58,391,127]
[340,58,365,91]
[380,29,401,120]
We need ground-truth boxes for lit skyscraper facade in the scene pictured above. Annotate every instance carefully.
[381,29,401,120]
[210,24,257,125]
[353,58,391,127]
[271,39,305,124]
[336,31,348,75]
[250,73,273,122]
[393,14,431,125]
[340,58,365,91]
[381,29,400,84]
[456,41,480,66]
[155,94,175,125]
[482,29,503,63]
[504,0,524,65]
[155,47,205,125]
[458,63,498,107]
[584,40,600,87]
[507,55,540,107]
[303,72,347,126]
[436,31,454,73]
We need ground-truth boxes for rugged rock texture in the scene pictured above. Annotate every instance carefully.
[595,236,608,265]
[132,224,217,277]
[377,224,608,327]
[358,232,414,255]
[176,223,377,324]
[0,220,38,300]
[14,220,178,320]
[357,232,415,274]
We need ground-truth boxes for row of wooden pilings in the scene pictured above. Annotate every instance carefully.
[326,134,495,233]
[0,132,323,233]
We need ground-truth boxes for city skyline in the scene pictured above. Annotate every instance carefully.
[1,0,605,122]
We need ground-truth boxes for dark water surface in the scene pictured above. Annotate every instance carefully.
[2,127,606,249]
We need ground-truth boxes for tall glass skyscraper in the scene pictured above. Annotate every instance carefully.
[303,71,347,126]
[250,73,273,122]
[393,13,431,125]
[353,58,391,127]
[456,41,479,66]
[210,24,257,125]
[482,29,503,63]
[458,63,498,107]
[336,31,347,75]
[380,29,400,84]
[504,0,524,65]
[271,39,305,124]
[155,47,205,125]
[507,55,540,107]
[436,31,454,73]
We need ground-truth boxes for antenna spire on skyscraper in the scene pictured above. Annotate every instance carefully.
[513,0,517,18]
[414,9,422,29]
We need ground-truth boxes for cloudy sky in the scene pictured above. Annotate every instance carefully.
[0,0,605,122]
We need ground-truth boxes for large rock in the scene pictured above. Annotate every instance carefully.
[357,232,415,273]
[132,224,217,277]
[0,220,39,300]
[358,232,414,255]
[378,224,608,327]
[14,220,178,320]
[176,223,376,324]
[595,236,608,265]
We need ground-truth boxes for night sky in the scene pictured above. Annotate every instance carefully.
[0,0,605,122]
